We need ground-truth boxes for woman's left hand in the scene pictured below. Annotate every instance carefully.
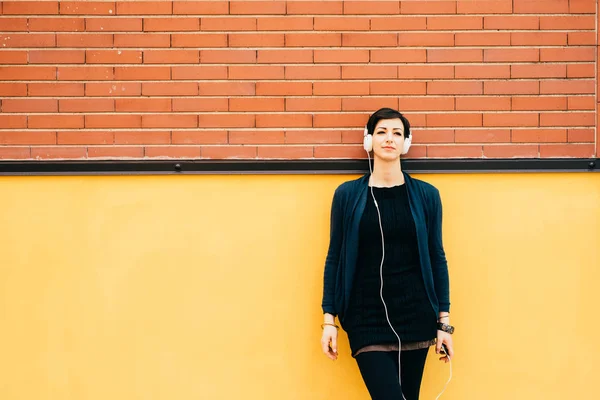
[436,330,454,363]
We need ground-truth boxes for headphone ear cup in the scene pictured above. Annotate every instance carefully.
[363,126,372,152]
[402,135,412,155]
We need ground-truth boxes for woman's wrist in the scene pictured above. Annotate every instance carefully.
[323,313,336,325]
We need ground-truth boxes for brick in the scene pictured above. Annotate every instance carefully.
[484,16,539,30]
[256,82,312,96]
[484,81,539,95]
[342,33,397,47]
[229,66,284,80]
[1,33,56,47]
[85,82,141,96]
[30,83,83,98]
[511,64,566,79]
[31,146,86,159]
[370,16,426,31]
[568,32,595,45]
[0,147,30,159]
[86,50,142,64]
[455,32,510,46]
[313,113,369,128]
[28,50,84,64]
[539,15,595,29]
[198,82,255,96]
[143,114,197,128]
[115,98,172,112]
[569,0,596,13]
[313,82,370,96]
[201,50,257,64]
[229,33,285,47]
[85,114,141,128]
[314,49,370,63]
[114,66,170,80]
[229,131,285,145]
[427,81,483,95]
[258,16,314,31]
[454,65,510,79]
[455,97,511,111]
[171,98,229,112]
[172,130,228,145]
[484,48,539,62]
[201,145,257,159]
[427,145,482,158]
[342,65,397,79]
[398,32,454,47]
[29,17,83,32]
[401,1,456,14]
[567,96,595,110]
[313,17,369,31]
[341,97,398,112]
[89,146,144,158]
[370,81,426,95]
[0,83,27,96]
[539,144,595,158]
[457,0,513,13]
[145,146,201,158]
[398,65,454,79]
[285,130,342,144]
[172,34,227,48]
[567,129,594,142]
[257,113,312,128]
[56,66,113,81]
[0,130,55,144]
[409,113,434,128]
[114,131,170,145]
[173,1,228,15]
[344,1,400,14]
[314,145,365,159]
[116,1,172,15]
[513,0,569,13]
[60,2,116,15]
[455,129,511,143]
[57,131,114,145]
[56,33,112,47]
[540,80,594,95]
[511,96,567,111]
[258,146,314,159]
[540,48,595,62]
[427,113,482,127]
[0,18,28,31]
[285,65,342,80]
[427,49,483,63]
[2,1,58,14]
[286,1,343,15]
[0,66,56,80]
[2,99,58,113]
[230,98,285,112]
[171,66,228,80]
[114,34,170,48]
[143,50,198,64]
[483,113,539,127]
[540,112,594,127]
[257,50,313,64]
[28,115,84,129]
[511,32,567,46]
[427,16,482,30]
[287,98,341,112]
[483,144,539,158]
[567,64,594,78]
[201,17,256,31]
[199,114,255,128]
[286,33,342,47]
[410,129,454,144]
[85,17,142,32]
[339,130,362,144]
[0,51,27,64]
[398,96,455,111]
[512,129,567,143]
[0,115,27,128]
[370,49,427,63]
[142,82,198,96]
[143,17,199,32]
[230,1,285,15]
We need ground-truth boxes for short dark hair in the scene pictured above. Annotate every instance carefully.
[366,108,411,138]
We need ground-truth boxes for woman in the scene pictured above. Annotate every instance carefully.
[320,108,454,400]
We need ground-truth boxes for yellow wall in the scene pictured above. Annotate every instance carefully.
[0,173,598,400]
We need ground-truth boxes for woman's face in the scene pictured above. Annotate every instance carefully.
[372,118,407,161]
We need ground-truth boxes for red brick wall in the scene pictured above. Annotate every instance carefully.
[0,0,597,160]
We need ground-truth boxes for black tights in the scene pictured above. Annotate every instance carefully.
[355,348,429,400]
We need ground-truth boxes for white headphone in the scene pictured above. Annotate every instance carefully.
[363,125,412,155]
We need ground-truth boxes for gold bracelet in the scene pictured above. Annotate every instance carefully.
[321,323,339,330]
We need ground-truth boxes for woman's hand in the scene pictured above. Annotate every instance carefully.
[320,325,338,360]
[436,330,454,363]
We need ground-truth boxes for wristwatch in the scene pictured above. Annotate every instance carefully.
[437,322,455,334]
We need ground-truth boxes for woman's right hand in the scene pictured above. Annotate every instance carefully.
[320,325,338,360]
